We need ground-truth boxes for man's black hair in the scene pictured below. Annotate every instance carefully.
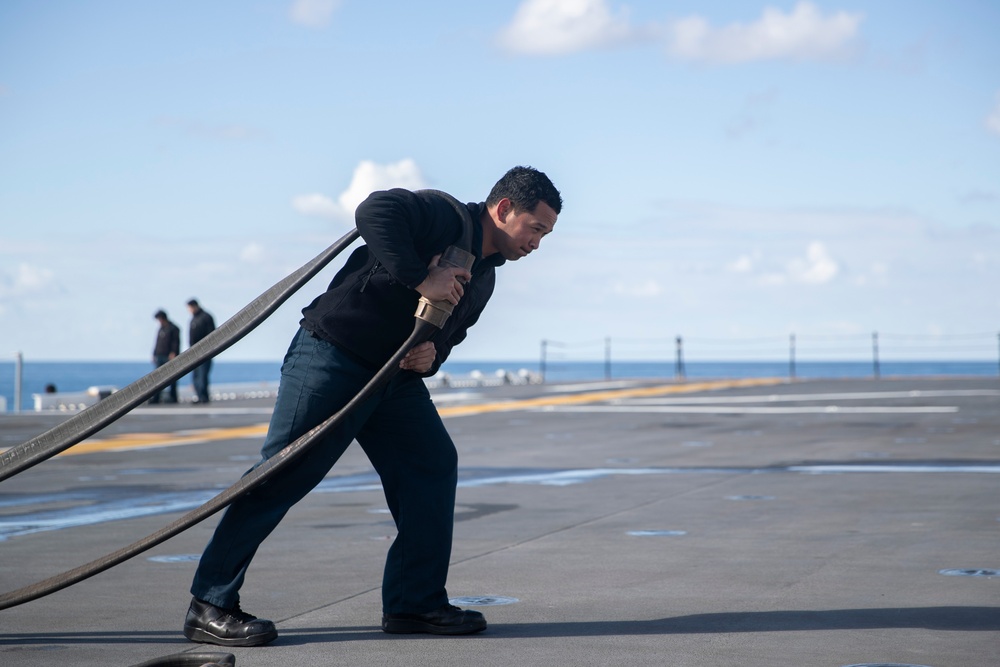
[486,166,562,215]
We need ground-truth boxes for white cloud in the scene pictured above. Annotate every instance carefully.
[291,193,341,218]
[289,0,341,28]
[612,278,662,298]
[986,91,1000,137]
[726,239,841,287]
[497,0,635,56]
[960,188,998,204]
[744,241,840,285]
[339,159,427,211]
[787,241,838,284]
[155,117,265,142]
[727,254,756,273]
[292,158,428,222]
[666,1,863,64]
[240,243,266,263]
[0,262,57,299]
[854,260,888,287]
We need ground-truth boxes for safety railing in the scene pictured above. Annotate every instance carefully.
[6,331,1000,410]
[537,331,1000,382]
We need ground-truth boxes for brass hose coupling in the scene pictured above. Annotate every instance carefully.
[414,245,475,329]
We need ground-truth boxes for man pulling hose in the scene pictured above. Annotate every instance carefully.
[184,166,562,646]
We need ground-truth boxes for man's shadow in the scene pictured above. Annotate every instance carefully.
[3,607,997,647]
[280,606,1000,644]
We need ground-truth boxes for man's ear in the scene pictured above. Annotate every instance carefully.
[495,197,514,223]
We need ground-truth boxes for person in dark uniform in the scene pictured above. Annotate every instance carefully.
[186,299,216,403]
[150,310,180,404]
[182,166,562,647]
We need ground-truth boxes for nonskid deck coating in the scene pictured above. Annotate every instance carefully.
[0,376,998,667]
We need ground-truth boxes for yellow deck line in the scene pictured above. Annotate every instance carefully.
[436,377,786,418]
[53,378,786,457]
[57,424,271,456]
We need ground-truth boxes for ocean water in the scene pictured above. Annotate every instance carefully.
[1,358,997,412]
[0,361,281,412]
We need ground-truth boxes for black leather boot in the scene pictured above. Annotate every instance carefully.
[183,598,278,647]
[382,604,487,635]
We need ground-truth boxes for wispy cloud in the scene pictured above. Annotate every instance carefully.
[666,2,863,64]
[0,261,60,319]
[496,0,639,56]
[726,88,779,140]
[727,242,839,286]
[612,278,663,298]
[986,91,1000,137]
[239,243,266,264]
[290,193,342,219]
[960,188,998,205]
[155,117,267,142]
[497,1,863,65]
[292,158,428,222]
[727,251,760,274]
[786,241,839,284]
[0,262,57,300]
[289,0,342,29]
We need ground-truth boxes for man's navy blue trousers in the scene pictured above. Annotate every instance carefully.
[191,327,457,614]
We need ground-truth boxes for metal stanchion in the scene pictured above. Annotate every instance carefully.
[14,351,23,413]
[872,331,880,379]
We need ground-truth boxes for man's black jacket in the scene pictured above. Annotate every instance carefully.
[300,188,505,375]
[154,321,180,357]
[189,309,216,347]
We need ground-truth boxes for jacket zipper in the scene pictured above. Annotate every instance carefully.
[359,260,381,293]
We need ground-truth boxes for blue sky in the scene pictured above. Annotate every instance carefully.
[1,0,998,363]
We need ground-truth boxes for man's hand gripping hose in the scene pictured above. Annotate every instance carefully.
[0,241,474,611]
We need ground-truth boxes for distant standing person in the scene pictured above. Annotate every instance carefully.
[151,310,181,404]
[187,299,217,404]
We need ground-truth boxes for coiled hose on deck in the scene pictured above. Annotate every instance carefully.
[129,652,235,667]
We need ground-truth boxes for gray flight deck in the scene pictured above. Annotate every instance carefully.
[1,375,998,666]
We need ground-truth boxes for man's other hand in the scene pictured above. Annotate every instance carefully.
[399,341,437,373]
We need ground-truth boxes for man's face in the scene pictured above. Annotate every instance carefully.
[495,200,558,261]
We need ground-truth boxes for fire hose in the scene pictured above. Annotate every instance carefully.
[0,228,361,482]
[0,191,476,611]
